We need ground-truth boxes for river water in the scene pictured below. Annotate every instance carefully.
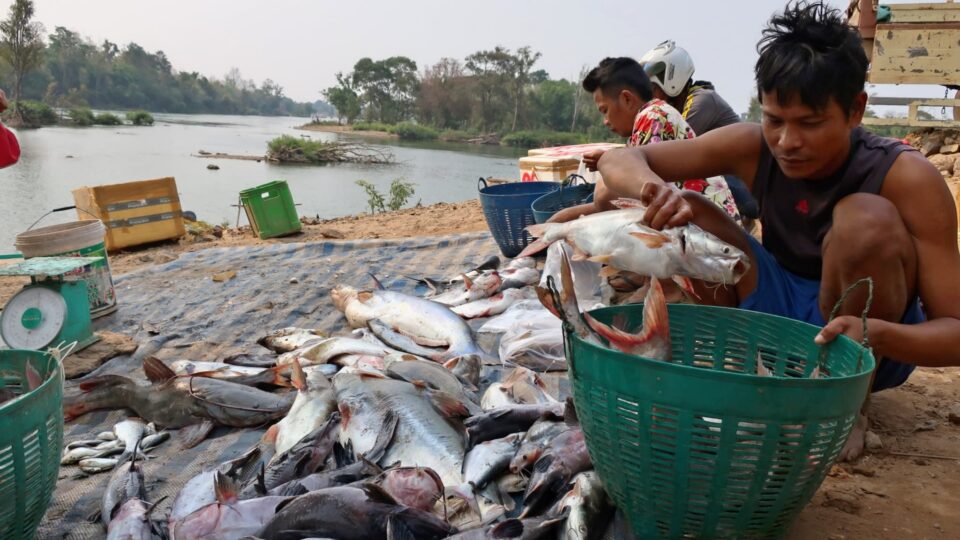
[0,113,524,251]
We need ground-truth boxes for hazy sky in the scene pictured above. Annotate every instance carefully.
[15,0,947,116]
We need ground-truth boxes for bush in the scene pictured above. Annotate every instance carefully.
[3,100,59,127]
[501,130,587,148]
[391,122,438,141]
[94,112,123,126]
[351,122,394,133]
[355,178,416,214]
[70,107,95,126]
[126,110,154,126]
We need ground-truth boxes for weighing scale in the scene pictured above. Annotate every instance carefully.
[0,256,102,352]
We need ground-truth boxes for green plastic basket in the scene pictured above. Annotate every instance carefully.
[239,180,302,239]
[0,350,64,540]
[566,304,875,540]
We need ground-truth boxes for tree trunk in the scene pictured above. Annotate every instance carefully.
[511,84,520,132]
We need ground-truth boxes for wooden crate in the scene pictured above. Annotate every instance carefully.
[866,2,960,85]
[72,177,185,252]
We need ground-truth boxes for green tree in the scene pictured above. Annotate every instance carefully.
[350,56,418,123]
[323,72,361,124]
[507,46,542,132]
[0,0,44,122]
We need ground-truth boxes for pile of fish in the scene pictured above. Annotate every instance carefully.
[59,206,762,539]
[61,418,170,474]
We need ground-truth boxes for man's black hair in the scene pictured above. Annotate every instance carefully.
[755,1,867,114]
[582,57,653,102]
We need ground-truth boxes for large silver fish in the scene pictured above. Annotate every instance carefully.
[481,367,559,411]
[331,285,485,362]
[520,198,749,295]
[334,373,466,490]
[452,288,526,319]
[462,433,523,491]
[384,353,481,415]
[102,451,146,526]
[173,473,290,540]
[64,358,295,448]
[106,499,159,540]
[548,471,612,540]
[430,271,503,306]
[256,485,455,540]
[272,361,337,455]
[170,446,265,523]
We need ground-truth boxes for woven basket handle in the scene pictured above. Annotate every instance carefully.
[562,174,586,189]
[546,275,577,374]
[818,276,874,373]
[478,177,489,191]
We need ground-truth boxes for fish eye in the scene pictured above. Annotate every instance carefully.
[723,247,730,254]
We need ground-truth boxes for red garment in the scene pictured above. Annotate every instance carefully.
[0,122,20,168]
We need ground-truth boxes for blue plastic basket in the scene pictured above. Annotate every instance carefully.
[478,178,560,257]
[531,175,596,224]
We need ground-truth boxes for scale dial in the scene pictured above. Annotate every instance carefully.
[1,285,67,350]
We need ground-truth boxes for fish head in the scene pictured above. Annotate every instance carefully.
[64,375,134,421]
[471,271,502,294]
[679,225,751,285]
[330,285,359,312]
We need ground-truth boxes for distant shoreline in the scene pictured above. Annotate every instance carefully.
[296,123,397,140]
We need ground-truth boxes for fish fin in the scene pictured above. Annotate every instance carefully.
[629,231,670,248]
[643,277,671,356]
[525,223,548,239]
[517,237,550,258]
[386,515,416,540]
[368,272,386,290]
[491,518,524,538]
[77,374,127,392]
[214,470,240,505]
[364,410,399,463]
[563,397,580,426]
[290,359,307,391]
[474,255,501,273]
[362,482,400,505]
[570,245,590,262]
[24,362,42,391]
[231,446,263,483]
[178,420,215,449]
[143,356,176,383]
[267,364,292,387]
[598,265,621,278]
[262,423,279,446]
[611,197,645,209]
[461,273,474,290]
[672,275,701,301]
[588,254,613,265]
[425,389,470,418]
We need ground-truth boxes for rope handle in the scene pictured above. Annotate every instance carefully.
[818,277,874,373]
[26,205,100,231]
[561,174,587,189]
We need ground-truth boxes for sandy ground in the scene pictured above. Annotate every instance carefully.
[2,198,958,538]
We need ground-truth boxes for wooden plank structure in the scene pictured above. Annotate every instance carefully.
[849,0,960,127]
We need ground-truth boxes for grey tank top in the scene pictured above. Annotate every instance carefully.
[751,127,916,280]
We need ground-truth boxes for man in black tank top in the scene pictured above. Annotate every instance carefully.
[590,1,960,462]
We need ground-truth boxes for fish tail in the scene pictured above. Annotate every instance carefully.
[644,277,671,344]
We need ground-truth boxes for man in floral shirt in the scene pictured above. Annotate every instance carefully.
[553,57,741,225]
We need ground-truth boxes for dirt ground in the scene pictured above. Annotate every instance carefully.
[3,198,959,538]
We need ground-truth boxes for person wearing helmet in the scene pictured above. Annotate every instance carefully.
[592,2,956,461]
[551,56,741,228]
[640,40,760,223]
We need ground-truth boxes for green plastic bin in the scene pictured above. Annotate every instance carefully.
[566,303,875,540]
[240,180,302,239]
[0,350,64,540]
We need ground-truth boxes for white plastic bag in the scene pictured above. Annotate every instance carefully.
[479,300,547,334]
[539,242,605,312]
[577,155,603,185]
[498,307,566,371]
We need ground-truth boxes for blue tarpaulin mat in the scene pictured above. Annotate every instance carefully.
[40,233,505,539]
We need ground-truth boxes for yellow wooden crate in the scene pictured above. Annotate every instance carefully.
[72,177,186,252]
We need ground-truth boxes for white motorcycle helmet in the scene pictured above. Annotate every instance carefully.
[639,40,695,97]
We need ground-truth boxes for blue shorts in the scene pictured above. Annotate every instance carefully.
[739,236,922,392]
